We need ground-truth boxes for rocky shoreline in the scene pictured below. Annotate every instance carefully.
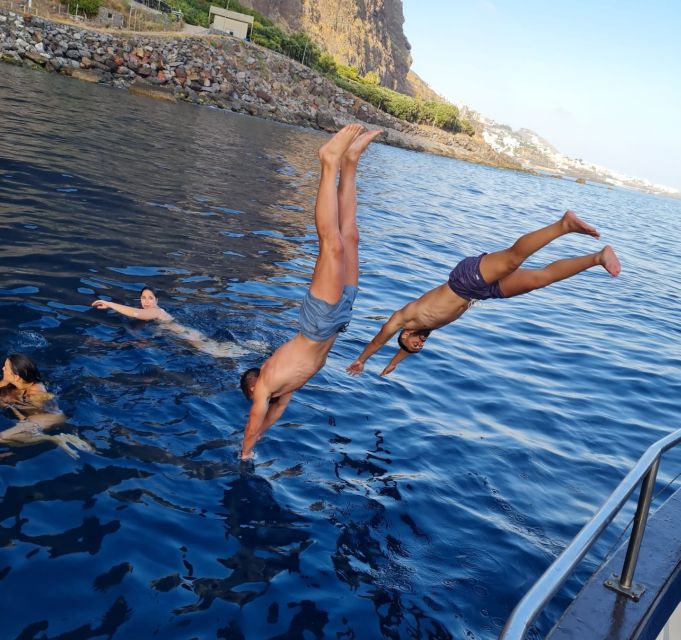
[0,9,522,170]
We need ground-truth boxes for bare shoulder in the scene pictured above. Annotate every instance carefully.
[31,382,48,394]
[156,308,173,322]
[253,372,281,406]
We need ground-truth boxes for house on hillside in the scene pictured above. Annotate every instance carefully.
[97,6,125,28]
[208,6,253,39]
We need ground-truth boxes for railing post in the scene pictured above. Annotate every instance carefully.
[620,457,659,588]
[603,456,660,600]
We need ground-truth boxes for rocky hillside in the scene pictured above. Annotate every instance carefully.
[237,0,412,93]
[405,69,444,102]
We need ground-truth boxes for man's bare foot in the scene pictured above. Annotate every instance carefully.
[562,210,600,239]
[318,124,365,166]
[598,245,621,276]
[343,129,383,166]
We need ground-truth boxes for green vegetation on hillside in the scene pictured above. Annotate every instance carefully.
[62,0,101,15]
[332,64,474,135]
[170,0,475,135]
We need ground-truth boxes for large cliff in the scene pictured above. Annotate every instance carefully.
[237,0,412,93]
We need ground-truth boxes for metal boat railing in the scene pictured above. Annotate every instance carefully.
[500,427,681,639]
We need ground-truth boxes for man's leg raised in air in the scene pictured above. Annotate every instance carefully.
[337,129,382,287]
[478,210,601,286]
[308,124,364,305]
[498,245,621,298]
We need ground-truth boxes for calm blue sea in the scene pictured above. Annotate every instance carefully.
[1,63,680,639]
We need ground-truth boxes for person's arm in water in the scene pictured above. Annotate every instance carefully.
[91,300,171,321]
[0,386,54,411]
[346,308,407,375]
[379,348,412,376]
[1,395,66,444]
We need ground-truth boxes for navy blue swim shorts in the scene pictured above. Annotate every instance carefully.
[448,253,504,300]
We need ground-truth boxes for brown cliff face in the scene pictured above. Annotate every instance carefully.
[237,0,412,92]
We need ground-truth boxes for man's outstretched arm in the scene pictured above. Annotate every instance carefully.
[241,387,270,460]
[261,393,293,431]
[241,390,293,460]
[379,348,412,376]
[346,309,406,375]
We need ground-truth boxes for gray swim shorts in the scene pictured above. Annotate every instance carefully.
[448,253,505,300]
[299,285,358,342]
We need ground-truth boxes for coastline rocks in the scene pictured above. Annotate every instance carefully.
[71,68,102,82]
[0,8,521,170]
[128,77,176,102]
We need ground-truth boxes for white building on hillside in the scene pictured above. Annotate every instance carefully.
[208,6,254,39]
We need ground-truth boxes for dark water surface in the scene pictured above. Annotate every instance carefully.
[1,64,681,639]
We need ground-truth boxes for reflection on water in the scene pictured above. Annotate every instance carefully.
[2,63,681,638]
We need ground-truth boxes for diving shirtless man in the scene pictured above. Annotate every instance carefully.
[239,124,381,460]
[347,211,621,377]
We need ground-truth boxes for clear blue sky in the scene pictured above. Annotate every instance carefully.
[402,0,681,190]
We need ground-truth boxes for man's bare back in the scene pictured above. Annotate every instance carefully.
[256,333,336,400]
[398,284,471,332]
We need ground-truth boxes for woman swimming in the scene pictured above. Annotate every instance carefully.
[91,287,257,358]
[91,286,172,322]
[0,353,92,459]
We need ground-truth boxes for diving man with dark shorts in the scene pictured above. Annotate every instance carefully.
[346,211,621,377]
[239,124,382,460]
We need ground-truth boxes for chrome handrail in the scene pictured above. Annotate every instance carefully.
[500,427,681,639]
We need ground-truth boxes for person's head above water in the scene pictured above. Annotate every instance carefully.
[240,367,261,401]
[397,329,431,354]
[140,287,159,309]
[3,352,42,385]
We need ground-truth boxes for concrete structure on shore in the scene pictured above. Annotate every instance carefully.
[208,6,253,39]
[97,6,124,28]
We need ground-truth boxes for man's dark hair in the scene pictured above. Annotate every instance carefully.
[397,329,431,354]
[239,367,261,399]
[8,352,42,383]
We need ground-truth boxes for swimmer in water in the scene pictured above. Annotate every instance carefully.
[0,352,93,458]
[92,287,252,358]
[239,124,382,460]
[347,210,621,377]
[92,286,172,322]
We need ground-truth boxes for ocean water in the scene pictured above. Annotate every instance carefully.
[1,63,680,639]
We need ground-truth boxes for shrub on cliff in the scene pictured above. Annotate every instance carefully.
[172,0,210,26]
[362,70,380,86]
[62,0,101,15]
[420,101,475,134]
[336,63,360,81]
[334,75,473,135]
[315,53,337,76]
